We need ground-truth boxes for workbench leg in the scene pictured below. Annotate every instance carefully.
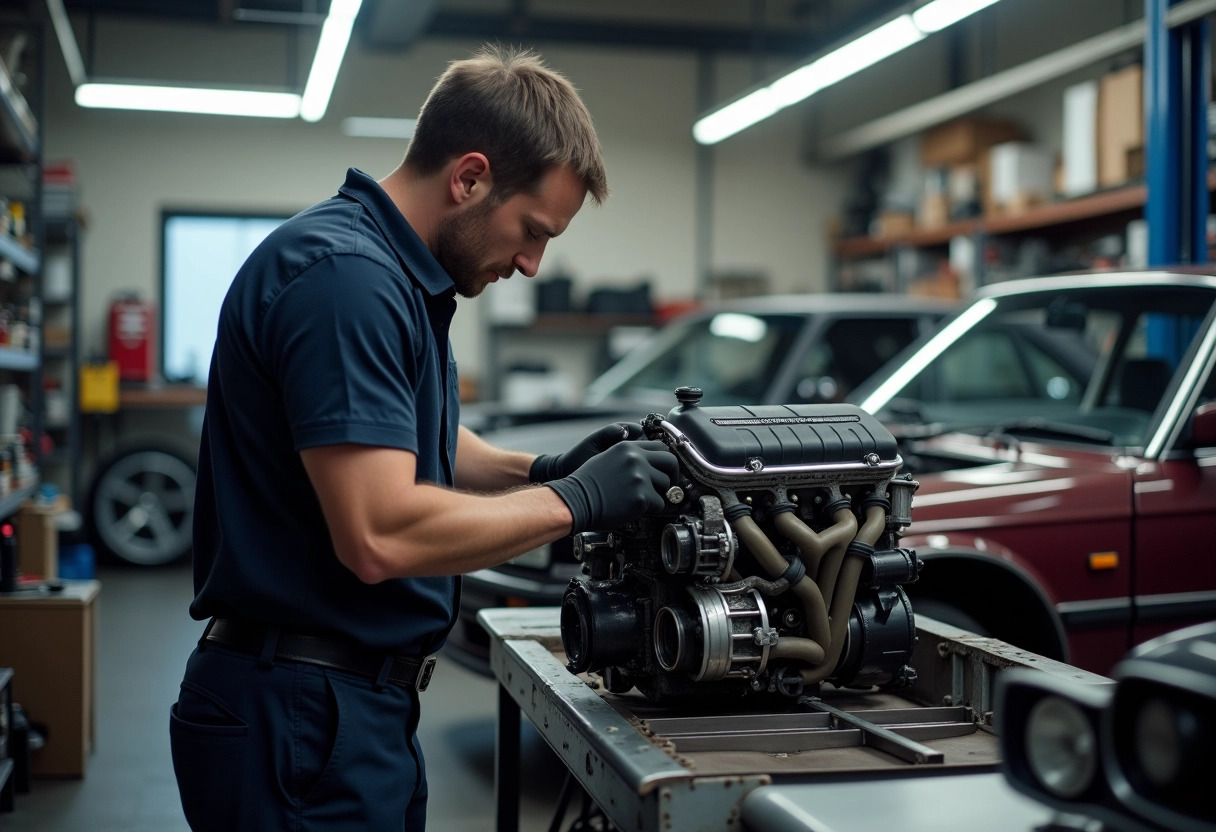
[495,682,521,832]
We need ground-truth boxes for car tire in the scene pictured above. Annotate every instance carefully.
[87,444,197,567]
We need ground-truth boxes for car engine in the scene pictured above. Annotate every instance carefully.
[560,387,922,701]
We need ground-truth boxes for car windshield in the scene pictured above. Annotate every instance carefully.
[857,283,1216,447]
[584,312,808,408]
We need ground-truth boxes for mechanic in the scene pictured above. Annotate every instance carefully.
[169,45,678,831]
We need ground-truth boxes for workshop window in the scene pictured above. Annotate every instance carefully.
[161,212,289,384]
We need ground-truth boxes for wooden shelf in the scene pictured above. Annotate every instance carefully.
[118,385,207,409]
[833,181,1150,259]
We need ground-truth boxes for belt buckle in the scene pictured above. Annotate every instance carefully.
[416,655,437,692]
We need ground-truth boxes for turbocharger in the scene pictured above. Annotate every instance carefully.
[560,388,921,701]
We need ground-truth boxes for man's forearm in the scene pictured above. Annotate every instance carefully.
[334,481,573,582]
[454,425,537,491]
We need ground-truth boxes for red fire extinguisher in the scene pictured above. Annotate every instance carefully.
[108,294,157,383]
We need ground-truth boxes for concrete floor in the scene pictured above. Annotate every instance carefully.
[2,563,570,831]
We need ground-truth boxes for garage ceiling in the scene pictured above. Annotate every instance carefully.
[55,0,911,58]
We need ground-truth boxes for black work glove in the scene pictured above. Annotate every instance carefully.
[529,421,645,483]
[547,440,679,534]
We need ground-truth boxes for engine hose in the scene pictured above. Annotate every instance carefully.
[732,513,832,657]
[716,575,790,595]
[774,508,857,609]
[799,504,888,686]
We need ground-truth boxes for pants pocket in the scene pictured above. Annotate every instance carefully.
[170,683,249,831]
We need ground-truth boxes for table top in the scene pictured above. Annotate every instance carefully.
[0,578,100,606]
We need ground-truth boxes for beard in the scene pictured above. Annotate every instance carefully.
[432,199,514,299]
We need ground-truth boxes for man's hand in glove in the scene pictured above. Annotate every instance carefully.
[546,440,679,533]
[529,422,645,483]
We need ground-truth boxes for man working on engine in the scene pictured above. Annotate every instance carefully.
[170,45,677,831]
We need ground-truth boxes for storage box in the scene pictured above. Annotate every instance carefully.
[989,142,1055,212]
[0,580,98,777]
[16,500,62,580]
[921,117,1023,167]
[1063,80,1099,196]
[79,362,119,414]
[1098,64,1143,188]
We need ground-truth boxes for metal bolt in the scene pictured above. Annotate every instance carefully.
[789,493,799,503]
[863,453,880,466]
[746,457,764,472]
[666,486,685,504]
[782,610,801,628]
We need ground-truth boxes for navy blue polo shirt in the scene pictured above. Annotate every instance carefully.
[190,168,460,655]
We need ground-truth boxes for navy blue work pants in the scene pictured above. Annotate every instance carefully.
[169,640,427,831]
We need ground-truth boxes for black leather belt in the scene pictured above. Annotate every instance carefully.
[204,618,437,692]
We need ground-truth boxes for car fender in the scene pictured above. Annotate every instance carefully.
[901,531,1070,661]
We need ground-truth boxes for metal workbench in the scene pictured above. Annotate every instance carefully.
[480,607,1111,832]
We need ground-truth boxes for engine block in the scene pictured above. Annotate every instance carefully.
[560,388,922,701]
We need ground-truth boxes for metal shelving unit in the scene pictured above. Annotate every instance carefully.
[830,0,1215,293]
[0,16,45,521]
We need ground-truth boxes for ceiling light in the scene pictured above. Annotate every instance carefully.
[693,0,1004,145]
[342,117,417,139]
[695,15,925,145]
[912,0,1002,33]
[75,83,302,118]
[300,0,363,122]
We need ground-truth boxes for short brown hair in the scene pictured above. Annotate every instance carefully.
[404,45,608,205]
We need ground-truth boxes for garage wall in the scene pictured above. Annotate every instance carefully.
[40,18,851,383]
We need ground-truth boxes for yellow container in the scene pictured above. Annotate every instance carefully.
[79,361,120,413]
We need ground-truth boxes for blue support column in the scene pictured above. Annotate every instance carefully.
[1145,0,1210,266]
[1187,19,1210,263]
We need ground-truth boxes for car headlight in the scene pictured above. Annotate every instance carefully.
[1132,696,1190,789]
[999,621,1216,832]
[1107,669,1214,829]
[1025,695,1099,799]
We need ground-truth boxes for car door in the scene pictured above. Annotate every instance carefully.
[1130,323,1216,648]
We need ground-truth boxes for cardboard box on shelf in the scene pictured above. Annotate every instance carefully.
[921,117,1023,168]
[918,192,950,229]
[874,211,915,238]
[1063,79,1099,196]
[16,495,70,580]
[989,142,1055,214]
[1098,64,1143,188]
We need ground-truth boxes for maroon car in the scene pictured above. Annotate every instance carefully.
[854,272,1216,674]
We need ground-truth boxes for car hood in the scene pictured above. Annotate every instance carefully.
[901,433,1135,537]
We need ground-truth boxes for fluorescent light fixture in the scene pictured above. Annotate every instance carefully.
[342,117,417,139]
[694,0,1004,145]
[45,0,86,86]
[695,15,925,145]
[300,0,363,122]
[75,83,302,118]
[912,0,1002,33]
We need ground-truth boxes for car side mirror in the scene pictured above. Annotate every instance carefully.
[1191,402,1216,447]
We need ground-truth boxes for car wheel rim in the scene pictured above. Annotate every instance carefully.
[93,450,195,566]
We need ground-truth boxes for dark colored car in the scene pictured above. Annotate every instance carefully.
[448,293,955,668]
[997,620,1214,832]
[852,271,1216,674]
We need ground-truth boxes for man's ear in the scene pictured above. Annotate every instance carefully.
[449,153,492,206]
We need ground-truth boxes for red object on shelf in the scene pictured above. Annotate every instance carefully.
[108,295,157,382]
